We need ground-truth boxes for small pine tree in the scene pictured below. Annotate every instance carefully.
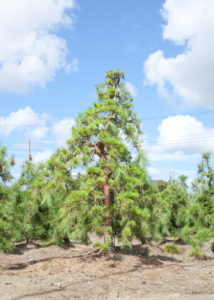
[157,176,190,239]
[181,153,214,249]
[38,148,79,244]
[15,158,49,242]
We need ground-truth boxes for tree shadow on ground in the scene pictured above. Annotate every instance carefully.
[112,244,182,265]
[8,243,181,271]
[8,244,186,300]
[7,248,100,271]
[8,257,57,270]
[158,237,186,246]
[12,241,42,255]
[13,240,74,255]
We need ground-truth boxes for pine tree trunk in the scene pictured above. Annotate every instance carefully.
[95,141,112,227]
[102,180,112,226]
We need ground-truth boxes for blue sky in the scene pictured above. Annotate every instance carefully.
[0,0,214,182]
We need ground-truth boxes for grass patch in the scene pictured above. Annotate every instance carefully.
[188,247,204,258]
[164,244,179,254]
[199,274,207,280]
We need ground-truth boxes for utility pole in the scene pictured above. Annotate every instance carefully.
[26,139,32,244]
[28,139,32,161]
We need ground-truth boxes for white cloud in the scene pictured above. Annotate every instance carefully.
[148,151,198,162]
[0,106,48,136]
[125,82,137,97]
[156,115,214,154]
[144,0,214,108]
[147,167,164,178]
[33,150,53,164]
[147,166,195,181]
[30,126,49,140]
[53,118,75,145]
[145,115,214,163]
[0,0,76,93]
[65,58,79,73]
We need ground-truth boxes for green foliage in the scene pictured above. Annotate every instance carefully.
[155,177,190,240]
[181,152,214,248]
[164,244,179,254]
[0,146,14,182]
[55,69,154,247]
[188,247,204,258]
[13,159,47,242]
[92,238,112,252]
[0,146,17,252]
[1,72,214,255]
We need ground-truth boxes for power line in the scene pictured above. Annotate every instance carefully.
[2,130,214,144]
[2,131,214,146]
[2,138,214,152]
[141,110,214,121]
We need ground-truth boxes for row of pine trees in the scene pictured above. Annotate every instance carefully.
[0,70,214,253]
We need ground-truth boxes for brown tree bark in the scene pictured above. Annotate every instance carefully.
[102,180,112,226]
[95,141,112,227]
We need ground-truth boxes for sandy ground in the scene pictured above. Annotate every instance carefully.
[0,241,214,300]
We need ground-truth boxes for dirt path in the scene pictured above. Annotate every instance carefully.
[0,242,213,300]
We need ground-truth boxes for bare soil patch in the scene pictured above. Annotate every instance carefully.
[0,241,213,300]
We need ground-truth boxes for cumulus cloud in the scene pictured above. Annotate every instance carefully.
[0,106,77,150]
[65,58,79,73]
[156,115,214,154]
[53,118,75,145]
[144,0,214,108]
[146,115,214,163]
[147,166,195,181]
[33,150,53,164]
[148,151,197,162]
[30,126,49,140]
[147,167,164,178]
[125,82,137,97]
[0,0,76,93]
[0,106,48,136]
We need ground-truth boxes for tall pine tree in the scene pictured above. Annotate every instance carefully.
[56,69,154,249]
